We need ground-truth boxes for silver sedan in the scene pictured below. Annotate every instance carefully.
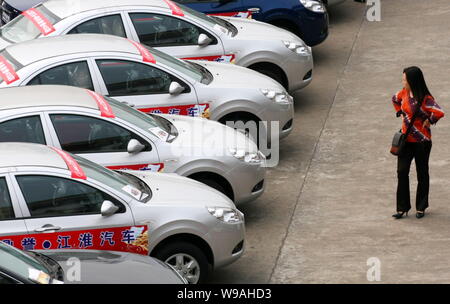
[0,33,294,143]
[0,85,266,205]
[0,142,246,283]
[0,0,314,92]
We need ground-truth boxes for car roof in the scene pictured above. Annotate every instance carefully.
[5,34,141,66]
[0,142,69,170]
[0,85,101,111]
[44,0,171,19]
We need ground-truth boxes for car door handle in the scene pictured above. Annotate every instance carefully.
[34,225,62,233]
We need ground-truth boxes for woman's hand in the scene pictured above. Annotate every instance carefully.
[423,119,431,128]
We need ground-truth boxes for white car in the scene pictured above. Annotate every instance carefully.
[0,0,314,92]
[0,142,246,283]
[0,85,266,205]
[0,34,294,143]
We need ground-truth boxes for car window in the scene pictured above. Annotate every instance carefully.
[129,12,212,47]
[0,242,50,283]
[96,59,172,96]
[74,155,151,203]
[67,14,126,38]
[0,116,46,145]
[107,97,172,134]
[16,175,125,218]
[27,61,94,91]
[0,4,60,44]
[0,272,18,284]
[50,114,150,154]
[0,178,14,221]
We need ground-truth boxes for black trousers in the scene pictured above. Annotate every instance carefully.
[397,141,432,212]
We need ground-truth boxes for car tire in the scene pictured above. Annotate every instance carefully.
[194,177,227,196]
[253,68,286,90]
[219,113,262,147]
[154,241,210,284]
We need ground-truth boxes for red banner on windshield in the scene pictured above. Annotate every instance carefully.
[50,147,87,180]
[0,56,19,84]
[163,0,184,17]
[22,8,55,36]
[86,90,115,118]
[128,40,156,64]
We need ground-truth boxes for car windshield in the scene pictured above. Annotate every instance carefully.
[149,46,212,84]
[0,4,60,44]
[74,155,152,203]
[179,4,238,37]
[0,50,21,84]
[107,97,178,142]
[0,242,52,284]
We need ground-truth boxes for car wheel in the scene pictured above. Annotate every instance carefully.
[220,113,263,147]
[154,241,209,284]
[253,68,286,90]
[194,177,226,196]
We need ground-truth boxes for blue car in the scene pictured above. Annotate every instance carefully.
[174,0,329,46]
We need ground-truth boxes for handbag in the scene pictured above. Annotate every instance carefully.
[390,98,423,156]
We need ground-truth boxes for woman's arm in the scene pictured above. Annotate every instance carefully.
[392,90,404,117]
[423,96,445,125]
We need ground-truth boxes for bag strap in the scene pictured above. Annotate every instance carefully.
[403,97,425,137]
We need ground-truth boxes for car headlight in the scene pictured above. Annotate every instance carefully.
[283,40,310,55]
[229,148,265,164]
[207,207,243,223]
[260,89,292,104]
[300,0,326,13]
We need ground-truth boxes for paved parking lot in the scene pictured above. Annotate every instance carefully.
[212,0,450,284]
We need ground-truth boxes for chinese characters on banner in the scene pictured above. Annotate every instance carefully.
[139,103,210,119]
[0,226,149,255]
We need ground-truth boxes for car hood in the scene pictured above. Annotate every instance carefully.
[220,16,304,43]
[157,114,259,154]
[38,250,184,284]
[190,60,285,91]
[124,170,235,208]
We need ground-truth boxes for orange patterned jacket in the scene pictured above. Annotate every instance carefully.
[392,88,445,142]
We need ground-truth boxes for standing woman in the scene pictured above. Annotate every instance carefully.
[392,66,445,219]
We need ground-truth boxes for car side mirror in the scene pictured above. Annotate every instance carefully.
[198,33,212,47]
[127,139,146,154]
[169,81,185,95]
[101,200,119,217]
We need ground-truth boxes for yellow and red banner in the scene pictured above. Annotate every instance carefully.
[0,226,149,255]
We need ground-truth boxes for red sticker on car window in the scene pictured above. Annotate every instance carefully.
[163,0,184,17]
[86,90,115,118]
[128,40,156,64]
[50,147,87,180]
[22,8,55,36]
[0,56,19,84]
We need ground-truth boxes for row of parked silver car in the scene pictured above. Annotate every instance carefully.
[0,0,321,284]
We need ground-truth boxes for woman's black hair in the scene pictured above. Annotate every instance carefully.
[403,66,432,103]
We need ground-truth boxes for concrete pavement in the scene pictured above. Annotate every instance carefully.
[213,0,450,284]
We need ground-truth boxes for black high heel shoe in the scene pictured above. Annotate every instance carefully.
[416,211,425,219]
[392,211,408,219]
